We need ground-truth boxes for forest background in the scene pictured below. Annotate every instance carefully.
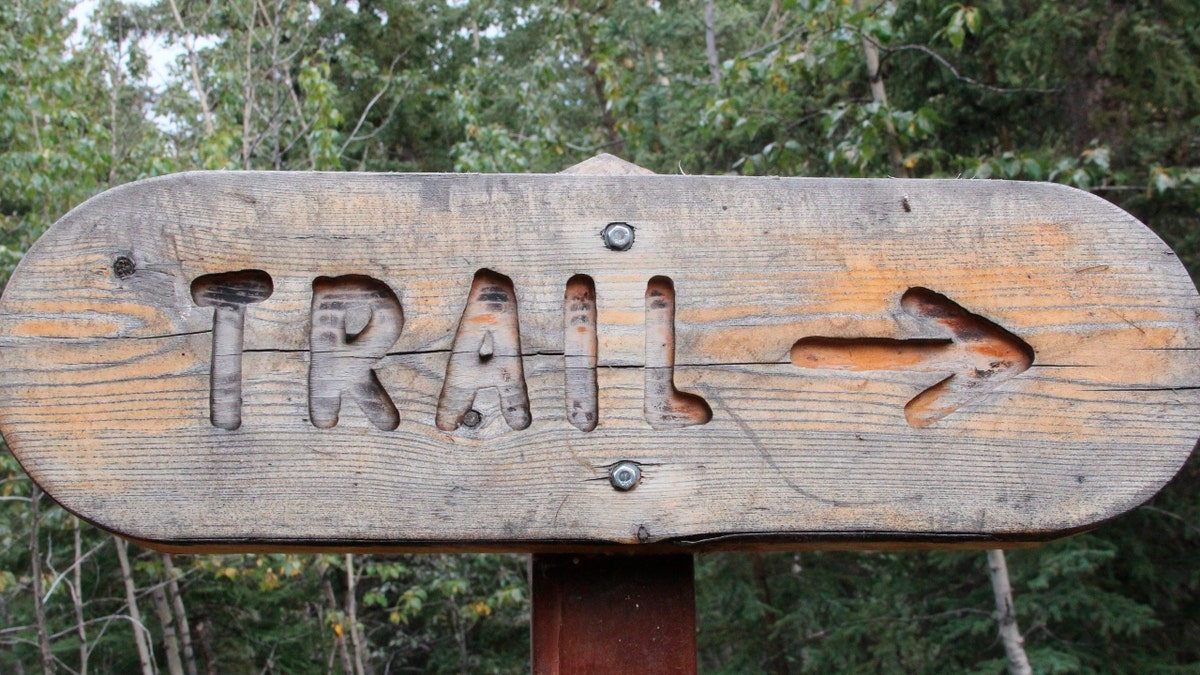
[2,0,1199,672]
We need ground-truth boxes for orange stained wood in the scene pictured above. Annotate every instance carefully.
[436,269,531,432]
[792,287,1033,428]
[0,162,1196,552]
[644,276,713,430]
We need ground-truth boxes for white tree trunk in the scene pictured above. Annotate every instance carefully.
[704,0,721,86]
[344,554,371,675]
[853,0,908,176]
[71,518,89,675]
[165,0,215,135]
[987,549,1033,675]
[161,555,199,675]
[151,582,185,675]
[115,537,155,675]
[30,485,55,675]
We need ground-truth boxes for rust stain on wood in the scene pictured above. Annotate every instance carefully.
[436,269,531,432]
[644,276,712,430]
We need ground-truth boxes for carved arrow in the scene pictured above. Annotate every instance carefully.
[790,287,1034,428]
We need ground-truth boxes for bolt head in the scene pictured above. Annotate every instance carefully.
[609,461,641,491]
[601,222,635,251]
[462,410,482,428]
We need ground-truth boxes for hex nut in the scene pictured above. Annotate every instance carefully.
[601,222,635,251]
[609,461,641,491]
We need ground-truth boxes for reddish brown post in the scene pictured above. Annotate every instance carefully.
[531,554,696,673]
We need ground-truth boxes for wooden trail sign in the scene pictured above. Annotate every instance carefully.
[1,168,1198,552]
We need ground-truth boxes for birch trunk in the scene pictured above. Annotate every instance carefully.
[161,555,198,675]
[986,550,1033,675]
[165,0,214,135]
[29,485,55,675]
[71,518,88,675]
[704,0,721,86]
[853,0,908,177]
[115,537,155,675]
[344,555,372,675]
[151,582,185,675]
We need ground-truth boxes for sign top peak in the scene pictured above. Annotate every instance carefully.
[560,153,656,176]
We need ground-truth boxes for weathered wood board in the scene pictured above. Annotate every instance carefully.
[1,170,1198,552]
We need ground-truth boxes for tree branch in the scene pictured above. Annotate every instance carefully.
[42,539,108,604]
[339,52,406,157]
[166,0,215,135]
[1139,504,1200,536]
[881,43,1062,95]
[741,26,801,60]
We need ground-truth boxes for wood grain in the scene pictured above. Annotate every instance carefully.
[1,168,1198,552]
[436,269,531,432]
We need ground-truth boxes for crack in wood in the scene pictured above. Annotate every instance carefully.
[1088,385,1200,392]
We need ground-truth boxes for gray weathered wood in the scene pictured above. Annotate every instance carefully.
[1,169,1198,551]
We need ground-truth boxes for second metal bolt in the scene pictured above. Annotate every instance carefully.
[601,222,635,251]
[609,461,641,491]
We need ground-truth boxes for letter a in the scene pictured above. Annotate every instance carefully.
[436,270,531,431]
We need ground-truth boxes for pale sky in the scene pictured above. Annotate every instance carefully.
[69,0,190,91]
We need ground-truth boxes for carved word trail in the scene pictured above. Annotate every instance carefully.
[193,270,1032,432]
[191,270,713,432]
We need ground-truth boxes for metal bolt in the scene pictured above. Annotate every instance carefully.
[601,222,635,251]
[462,409,482,428]
[112,256,136,279]
[609,461,641,491]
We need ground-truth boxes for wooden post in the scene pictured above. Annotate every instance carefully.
[531,554,696,674]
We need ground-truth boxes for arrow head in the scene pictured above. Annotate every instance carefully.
[899,288,1033,427]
